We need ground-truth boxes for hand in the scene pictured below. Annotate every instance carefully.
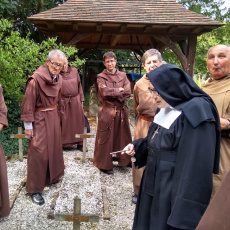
[122,143,135,156]
[119,87,124,92]
[220,118,229,130]
[25,129,34,139]
[0,124,3,132]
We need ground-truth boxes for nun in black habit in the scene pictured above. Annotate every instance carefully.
[123,64,220,230]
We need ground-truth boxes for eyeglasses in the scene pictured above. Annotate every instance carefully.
[49,60,64,68]
[148,87,160,96]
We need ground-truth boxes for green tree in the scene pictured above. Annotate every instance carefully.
[0,0,67,42]
[177,0,227,21]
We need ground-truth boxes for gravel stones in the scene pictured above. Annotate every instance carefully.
[0,121,136,229]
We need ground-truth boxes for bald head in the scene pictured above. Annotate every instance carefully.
[207,44,230,80]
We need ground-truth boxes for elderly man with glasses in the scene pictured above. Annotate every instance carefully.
[20,49,66,205]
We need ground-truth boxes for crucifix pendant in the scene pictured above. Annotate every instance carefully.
[152,125,160,139]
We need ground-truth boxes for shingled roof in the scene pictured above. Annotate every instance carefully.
[28,0,224,76]
[29,0,222,26]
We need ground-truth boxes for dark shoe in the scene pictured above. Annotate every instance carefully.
[31,193,45,205]
[132,195,138,204]
[100,169,114,174]
[51,179,60,185]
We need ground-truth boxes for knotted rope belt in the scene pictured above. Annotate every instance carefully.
[35,105,57,112]
[139,114,154,122]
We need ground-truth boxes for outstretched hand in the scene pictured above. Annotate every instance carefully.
[122,143,135,156]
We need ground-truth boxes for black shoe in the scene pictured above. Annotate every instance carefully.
[132,195,138,204]
[100,169,114,174]
[31,193,45,205]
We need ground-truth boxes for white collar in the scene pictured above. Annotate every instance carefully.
[154,106,181,129]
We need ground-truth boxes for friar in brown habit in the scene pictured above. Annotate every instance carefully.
[21,49,66,205]
[202,44,230,197]
[0,84,10,217]
[60,60,85,150]
[132,49,162,204]
[93,51,132,174]
[196,169,230,230]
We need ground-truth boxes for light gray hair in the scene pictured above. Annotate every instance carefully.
[48,49,66,60]
[142,49,163,64]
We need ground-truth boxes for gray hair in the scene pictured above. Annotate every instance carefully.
[48,49,66,60]
[142,49,163,64]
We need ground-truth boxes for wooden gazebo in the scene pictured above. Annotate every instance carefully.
[28,0,223,76]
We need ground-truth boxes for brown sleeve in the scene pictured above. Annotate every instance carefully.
[0,86,8,127]
[133,84,139,111]
[77,70,84,102]
[20,78,37,122]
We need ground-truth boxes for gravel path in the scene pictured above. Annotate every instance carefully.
[0,118,136,230]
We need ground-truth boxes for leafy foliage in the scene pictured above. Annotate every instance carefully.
[0,0,67,42]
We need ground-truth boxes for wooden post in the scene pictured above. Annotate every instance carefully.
[75,128,94,162]
[54,196,99,230]
[10,127,27,161]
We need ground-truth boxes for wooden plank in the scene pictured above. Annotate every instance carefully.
[18,127,23,161]
[100,172,110,220]
[10,127,28,161]
[10,134,27,139]
[54,196,99,229]
[55,214,99,222]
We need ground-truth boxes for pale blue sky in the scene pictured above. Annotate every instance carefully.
[223,0,230,8]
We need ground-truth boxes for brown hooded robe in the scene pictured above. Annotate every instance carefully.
[202,74,230,196]
[0,85,10,217]
[60,66,85,147]
[93,69,132,170]
[132,74,157,195]
[21,64,64,193]
[196,169,230,230]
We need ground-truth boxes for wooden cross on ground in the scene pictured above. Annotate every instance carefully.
[75,127,94,162]
[54,196,99,230]
[10,127,27,161]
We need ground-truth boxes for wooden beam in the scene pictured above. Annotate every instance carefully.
[186,35,197,77]
[191,27,203,34]
[120,24,127,33]
[46,22,55,31]
[133,50,144,57]
[167,26,178,33]
[178,40,187,56]
[144,25,152,33]
[152,35,188,72]
[73,23,78,31]
[75,128,94,162]
[77,48,92,57]
[67,33,90,46]
[110,35,122,47]
[97,23,102,32]
[73,43,154,50]
[148,36,157,48]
